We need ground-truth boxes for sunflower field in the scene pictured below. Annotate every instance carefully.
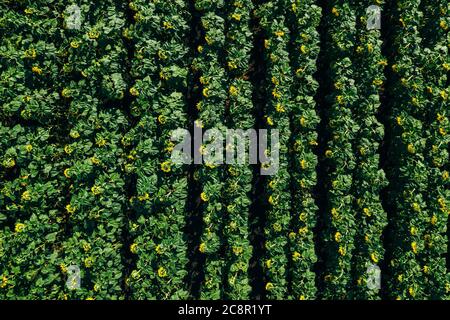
[0,0,449,301]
